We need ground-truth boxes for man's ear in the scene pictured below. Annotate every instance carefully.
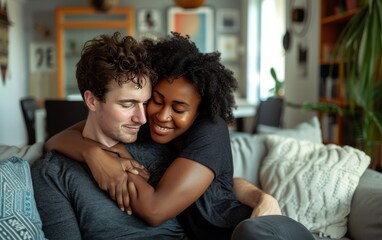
[83,90,97,111]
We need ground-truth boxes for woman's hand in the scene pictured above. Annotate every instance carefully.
[108,143,150,181]
[85,145,150,214]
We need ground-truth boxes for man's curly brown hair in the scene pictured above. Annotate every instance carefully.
[76,32,156,102]
[143,32,238,124]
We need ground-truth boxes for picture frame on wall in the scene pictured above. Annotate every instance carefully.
[137,9,162,33]
[217,8,240,33]
[217,34,239,61]
[167,6,214,53]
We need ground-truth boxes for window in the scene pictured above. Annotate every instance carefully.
[246,0,285,103]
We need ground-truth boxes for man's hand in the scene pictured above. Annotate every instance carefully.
[233,178,281,217]
[251,193,281,217]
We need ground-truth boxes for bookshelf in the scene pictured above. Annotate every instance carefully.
[319,0,359,145]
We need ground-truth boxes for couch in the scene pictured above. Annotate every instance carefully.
[1,117,381,239]
[230,117,382,240]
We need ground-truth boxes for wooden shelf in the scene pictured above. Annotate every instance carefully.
[319,97,348,107]
[319,0,359,145]
[321,8,358,24]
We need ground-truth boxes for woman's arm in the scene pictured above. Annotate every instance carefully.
[45,120,90,160]
[233,178,281,217]
[44,121,149,213]
[127,157,215,226]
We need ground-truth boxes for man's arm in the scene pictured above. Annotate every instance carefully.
[233,178,281,217]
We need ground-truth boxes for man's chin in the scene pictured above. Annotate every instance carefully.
[120,134,138,144]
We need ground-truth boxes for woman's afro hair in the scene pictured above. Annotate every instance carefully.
[143,32,239,124]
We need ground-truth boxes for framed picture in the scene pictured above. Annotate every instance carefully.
[217,9,240,32]
[167,6,214,53]
[217,34,239,61]
[137,9,162,33]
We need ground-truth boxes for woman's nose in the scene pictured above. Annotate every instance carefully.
[156,107,172,122]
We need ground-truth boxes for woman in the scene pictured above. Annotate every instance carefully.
[46,32,313,240]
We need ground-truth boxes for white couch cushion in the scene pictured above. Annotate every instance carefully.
[0,143,43,165]
[260,135,370,239]
[231,116,322,185]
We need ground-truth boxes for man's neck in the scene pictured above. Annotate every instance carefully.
[82,117,118,148]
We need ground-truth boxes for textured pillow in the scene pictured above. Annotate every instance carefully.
[0,157,45,240]
[260,135,370,239]
[231,116,322,185]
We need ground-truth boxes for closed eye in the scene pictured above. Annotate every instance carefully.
[120,102,135,108]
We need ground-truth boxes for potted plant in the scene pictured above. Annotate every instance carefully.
[333,0,382,169]
[269,67,284,98]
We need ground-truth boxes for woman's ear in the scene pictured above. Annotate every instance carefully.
[83,90,97,111]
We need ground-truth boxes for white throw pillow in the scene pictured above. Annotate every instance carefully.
[260,135,370,239]
[231,116,322,185]
[259,116,323,143]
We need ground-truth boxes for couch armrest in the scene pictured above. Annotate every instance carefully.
[347,169,382,240]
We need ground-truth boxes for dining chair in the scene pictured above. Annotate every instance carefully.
[20,97,41,145]
[252,97,284,134]
[44,100,88,139]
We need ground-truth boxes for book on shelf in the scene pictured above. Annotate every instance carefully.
[321,114,339,144]
[319,76,339,99]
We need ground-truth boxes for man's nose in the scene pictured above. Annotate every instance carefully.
[132,103,147,125]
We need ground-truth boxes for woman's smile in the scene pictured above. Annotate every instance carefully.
[151,121,174,135]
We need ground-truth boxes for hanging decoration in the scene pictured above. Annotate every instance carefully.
[88,0,118,12]
[174,0,205,9]
[0,0,12,85]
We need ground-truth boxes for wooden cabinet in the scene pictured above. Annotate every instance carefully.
[55,7,135,98]
[319,0,359,145]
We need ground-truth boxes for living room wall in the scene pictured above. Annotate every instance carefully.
[0,0,321,147]
[283,0,319,128]
[0,0,244,146]
[0,0,27,147]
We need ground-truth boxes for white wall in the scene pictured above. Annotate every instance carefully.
[0,0,321,146]
[0,0,242,147]
[283,0,319,128]
[0,0,28,147]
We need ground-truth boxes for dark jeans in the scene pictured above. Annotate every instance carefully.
[231,215,315,240]
[31,151,185,240]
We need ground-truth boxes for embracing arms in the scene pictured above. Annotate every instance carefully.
[46,124,281,224]
[44,122,149,213]
[127,157,214,226]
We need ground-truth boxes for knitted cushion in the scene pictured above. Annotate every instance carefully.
[260,135,370,239]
